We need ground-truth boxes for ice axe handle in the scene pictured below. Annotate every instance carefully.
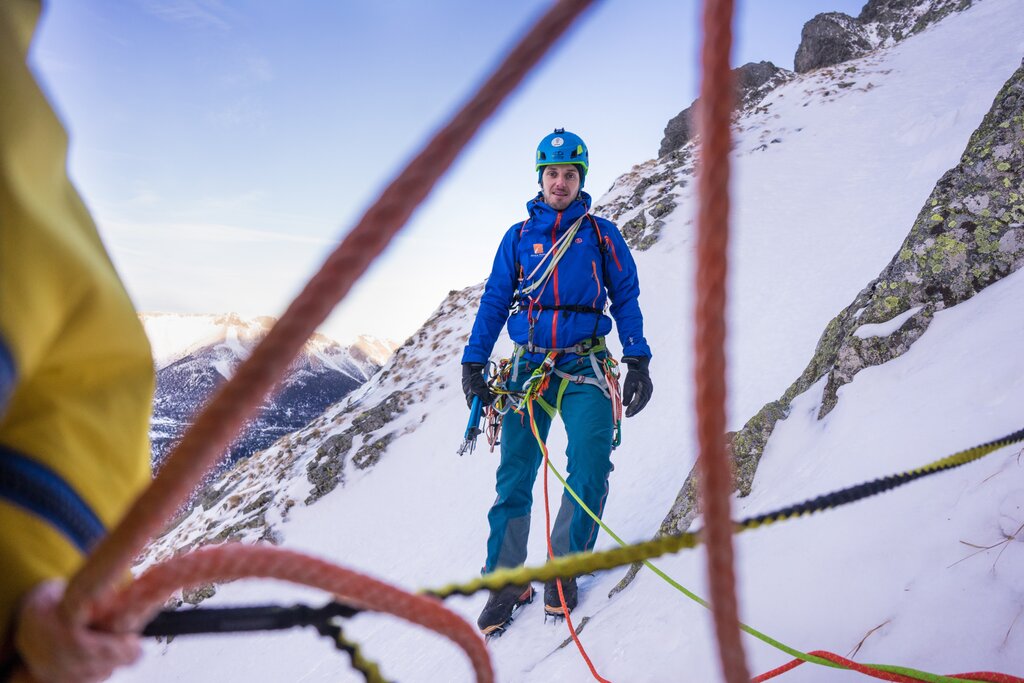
[458,395,484,456]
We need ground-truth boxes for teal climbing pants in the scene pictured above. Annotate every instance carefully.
[483,355,614,573]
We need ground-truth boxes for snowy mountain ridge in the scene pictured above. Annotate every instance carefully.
[139,312,395,372]
[115,1,1024,681]
[142,312,398,467]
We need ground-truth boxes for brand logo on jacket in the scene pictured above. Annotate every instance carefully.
[533,243,544,254]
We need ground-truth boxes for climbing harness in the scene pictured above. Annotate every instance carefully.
[481,341,623,452]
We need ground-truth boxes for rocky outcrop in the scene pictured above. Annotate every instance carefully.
[595,148,692,251]
[860,0,975,40]
[794,12,878,74]
[658,61,793,158]
[304,391,408,504]
[615,57,1024,596]
[795,0,976,73]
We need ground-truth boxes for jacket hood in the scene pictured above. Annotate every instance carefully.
[526,191,593,226]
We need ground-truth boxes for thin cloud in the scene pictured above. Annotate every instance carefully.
[139,0,234,31]
[101,218,335,247]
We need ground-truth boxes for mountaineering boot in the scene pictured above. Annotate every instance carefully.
[543,577,578,618]
[477,584,534,636]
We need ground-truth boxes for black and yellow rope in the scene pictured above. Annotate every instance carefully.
[426,426,1024,599]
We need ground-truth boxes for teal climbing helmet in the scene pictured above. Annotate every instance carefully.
[536,128,588,186]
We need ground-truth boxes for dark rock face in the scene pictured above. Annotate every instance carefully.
[658,61,792,158]
[659,109,694,160]
[615,58,1024,596]
[794,12,875,74]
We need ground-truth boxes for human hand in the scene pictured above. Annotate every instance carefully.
[621,356,653,417]
[461,363,492,408]
[14,579,142,683]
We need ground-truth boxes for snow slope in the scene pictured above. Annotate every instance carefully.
[112,1,1024,681]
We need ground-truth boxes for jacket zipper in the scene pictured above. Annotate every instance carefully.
[550,212,561,348]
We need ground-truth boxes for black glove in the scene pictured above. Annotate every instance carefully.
[461,362,492,408]
[621,356,652,418]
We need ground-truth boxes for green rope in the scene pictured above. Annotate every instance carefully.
[426,426,1024,681]
[544,458,974,682]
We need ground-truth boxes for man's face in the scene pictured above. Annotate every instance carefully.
[540,164,581,211]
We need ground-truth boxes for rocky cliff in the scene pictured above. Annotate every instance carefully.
[657,0,978,160]
[614,56,1024,594]
[795,0,976,73]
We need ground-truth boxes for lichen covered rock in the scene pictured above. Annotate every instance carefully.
[305,391,408,504]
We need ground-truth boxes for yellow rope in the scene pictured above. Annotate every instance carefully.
[427,426,1024,598]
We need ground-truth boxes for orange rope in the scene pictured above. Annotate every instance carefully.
[530,399,611,683]
[753,650,1024,683]
[694,0,749,682]
[61,0,596,631]
[89,545,492,682]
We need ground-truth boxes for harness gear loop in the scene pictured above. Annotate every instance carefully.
[484,339,622,450]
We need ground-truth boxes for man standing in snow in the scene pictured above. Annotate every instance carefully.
[461,129,653,635]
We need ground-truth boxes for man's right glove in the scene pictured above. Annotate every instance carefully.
[461,362,492,408]
[621,356,653,417]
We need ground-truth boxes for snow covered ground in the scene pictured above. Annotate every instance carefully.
[111,1,1024,680]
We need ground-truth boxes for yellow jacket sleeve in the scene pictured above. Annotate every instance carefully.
[0,0,155,653]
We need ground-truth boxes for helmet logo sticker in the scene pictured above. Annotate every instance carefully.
[551,137,564,147]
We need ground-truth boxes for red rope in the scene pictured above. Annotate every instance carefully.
[91,545,492,683]
[694,0,748,681]
[531,399,611,682]
[753,651,1024,683]
[61,0,595,631]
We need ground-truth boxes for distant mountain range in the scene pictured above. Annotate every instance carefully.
[140,312,396,469]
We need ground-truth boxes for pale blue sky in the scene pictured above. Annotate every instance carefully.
[30,0,866,343]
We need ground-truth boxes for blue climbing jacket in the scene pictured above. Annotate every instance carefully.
[462,191,651,365]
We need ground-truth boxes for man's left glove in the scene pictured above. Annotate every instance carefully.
[461,362,493,408]
[621,356,653,417]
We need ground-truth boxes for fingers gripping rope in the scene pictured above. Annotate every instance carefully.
[60,0,595,641]
[91,545,493,683]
